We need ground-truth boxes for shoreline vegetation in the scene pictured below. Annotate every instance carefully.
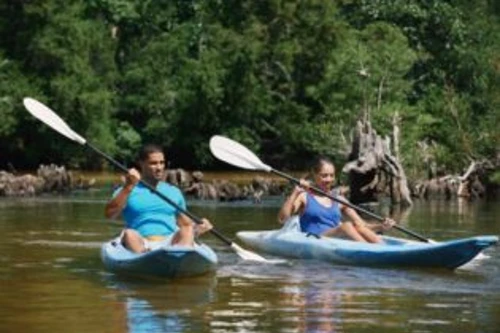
[1,1,499,189]
[1,164,498,203]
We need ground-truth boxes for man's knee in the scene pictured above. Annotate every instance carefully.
[122,228,139,239]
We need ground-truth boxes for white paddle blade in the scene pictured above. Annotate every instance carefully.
[23,97,87,145]
[231,243,285,263]
[209,135,272,172]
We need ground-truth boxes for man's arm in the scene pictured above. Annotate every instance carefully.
[104,169,140,219]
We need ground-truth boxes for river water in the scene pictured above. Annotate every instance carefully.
[0,190,499,333]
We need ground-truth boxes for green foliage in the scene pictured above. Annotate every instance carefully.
[0,52,45,168]
[340,0,500,172]
[9,0,119,168]
[490,171,500,186]
[114,121,142,164]
[0,57,25,137]
[0,0,498,177]
[313,21,417,128]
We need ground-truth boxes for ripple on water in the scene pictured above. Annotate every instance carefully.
[23,240,103,249]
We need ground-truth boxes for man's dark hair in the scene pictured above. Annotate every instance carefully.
[137,144,164,162]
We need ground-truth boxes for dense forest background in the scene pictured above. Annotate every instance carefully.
[1,0,498,181]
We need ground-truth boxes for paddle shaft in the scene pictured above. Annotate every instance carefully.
[86,142,232,246]
[271,169,431,243]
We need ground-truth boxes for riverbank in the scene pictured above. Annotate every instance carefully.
[0,167,304,201]
[80,170,304,187]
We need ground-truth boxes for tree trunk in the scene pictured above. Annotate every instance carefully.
[342,119,412,206]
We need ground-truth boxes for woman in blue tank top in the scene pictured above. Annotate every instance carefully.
[278,157,394,243]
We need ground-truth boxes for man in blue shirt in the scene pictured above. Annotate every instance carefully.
[105,144,212,253]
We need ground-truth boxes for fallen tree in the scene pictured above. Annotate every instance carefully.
[412,159,497,200]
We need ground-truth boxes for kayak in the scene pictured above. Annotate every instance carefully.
[236,216,498,269]
[101,236,218,278]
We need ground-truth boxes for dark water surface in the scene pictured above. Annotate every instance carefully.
[1,191,499,333]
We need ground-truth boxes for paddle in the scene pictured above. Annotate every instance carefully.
[22,98,276,262]
[209,135,432,243]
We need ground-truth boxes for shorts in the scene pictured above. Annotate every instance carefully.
[119,231,173,251]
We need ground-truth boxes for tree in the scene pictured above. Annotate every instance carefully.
[340,0,500,174]
[25,0,119,168]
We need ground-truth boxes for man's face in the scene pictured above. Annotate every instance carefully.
[140,152,166,181]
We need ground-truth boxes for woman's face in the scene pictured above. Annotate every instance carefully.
[314,162,335,191]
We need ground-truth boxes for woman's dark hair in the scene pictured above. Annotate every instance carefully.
[310,156,335,175]
[137,144,164,162]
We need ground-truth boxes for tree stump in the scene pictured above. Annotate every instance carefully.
[342,119,412,206]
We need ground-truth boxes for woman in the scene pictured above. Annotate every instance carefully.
[278,157,394,243]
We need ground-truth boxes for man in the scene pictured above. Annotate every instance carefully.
[105,144,212,253]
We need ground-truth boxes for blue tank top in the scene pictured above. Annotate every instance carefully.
[112,182,186,237]
[299,192,341,235]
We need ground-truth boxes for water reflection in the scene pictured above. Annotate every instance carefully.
[103,275,217,333]
[278,282,341,333]
[215,258,500,333]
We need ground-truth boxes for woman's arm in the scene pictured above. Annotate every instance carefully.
[338,195,368,227]
[340,198,395,231]
[341,205,366,227]
[366,218,396,232]
[278,185,306,224]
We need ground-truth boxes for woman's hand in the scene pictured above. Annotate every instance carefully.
[381,218,396,231]
[290,179,309,196]
[278,179,308,223]
[297,178,310,191]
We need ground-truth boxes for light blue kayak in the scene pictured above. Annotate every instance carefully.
[101,237,218,278]
[236,217,498,269]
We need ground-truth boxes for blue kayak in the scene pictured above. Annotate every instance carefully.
[101,237,218,278]
[236,217,498,269]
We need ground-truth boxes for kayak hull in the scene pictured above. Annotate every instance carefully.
[101,238,218,278]
[236,217,498,269]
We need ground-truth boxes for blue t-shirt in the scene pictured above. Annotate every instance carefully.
[299,192,341,235]
[113,182,186,237]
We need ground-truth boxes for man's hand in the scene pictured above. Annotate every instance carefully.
[124,168,140,187]
[195,218,213,236]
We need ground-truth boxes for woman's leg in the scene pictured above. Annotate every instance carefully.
[353,224,382,243]
[323,222,368,242]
